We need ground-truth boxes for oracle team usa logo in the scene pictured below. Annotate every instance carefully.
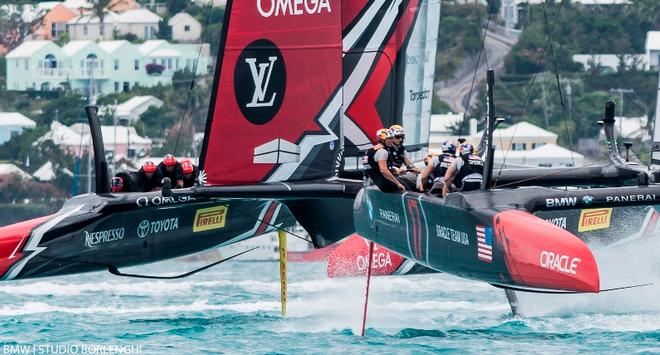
[235,39,286,125]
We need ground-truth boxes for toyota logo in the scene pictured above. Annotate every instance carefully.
[137,220,150,238]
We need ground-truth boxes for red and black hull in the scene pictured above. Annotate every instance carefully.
[0,192,295,280]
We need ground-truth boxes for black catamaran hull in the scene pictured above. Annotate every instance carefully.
[354,187,601,292]
[0,192,295,280]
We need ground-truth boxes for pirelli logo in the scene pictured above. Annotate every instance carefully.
[193,206,228,232]
[578,208,612,232]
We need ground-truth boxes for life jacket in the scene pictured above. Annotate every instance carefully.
[433,153,455,180]
[455,153,484,189]
[387,144,406,169]
[365,146,398,192]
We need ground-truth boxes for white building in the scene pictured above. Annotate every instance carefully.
[36,120,152,160]
[0,164,31,180]
[169,12,202,42]
[67,9,161,41]
[646,31,660,70]
[100,95,164,124]
[0,113,37,144]
[6,40,211,94]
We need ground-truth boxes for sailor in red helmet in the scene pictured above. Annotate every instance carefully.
[180,159,199,188]
[138,160,163,192]
[110,176,124,193]
[157,154,184,188]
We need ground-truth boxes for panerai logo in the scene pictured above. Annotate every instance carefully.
[606,194,656,203]
[257,0,331,17]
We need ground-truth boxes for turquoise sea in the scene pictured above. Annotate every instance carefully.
[0,257,658,354]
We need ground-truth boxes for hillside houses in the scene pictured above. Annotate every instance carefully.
[6,39,211,94]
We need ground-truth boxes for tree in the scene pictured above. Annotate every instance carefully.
[92,0,111,39]
[167,0,190,15]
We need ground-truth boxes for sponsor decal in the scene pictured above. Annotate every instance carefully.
[257,0,331,17]
[193,206,228,232]
[136,195,195,208]
[476,225,493,262]
[540,250,580,275]
[582,195,594,204]
[356,243,392,271]
[137,218,179,238]
[605,194,656,203]
[435,225,469,245]
[235,39,286,125]
[545,197,577,208]
[378,208,400,223]
[84,228,125,247]
[544,216,567,229]
[578,208,612,232]
[409,89,431,102]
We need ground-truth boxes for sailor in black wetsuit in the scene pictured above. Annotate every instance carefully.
[365,128,406,192]
[180,159,199,188]
[138,160,163,192]
[442,143,484,197]
[417,140,456,195]
[157,154,184,188]
[387,124,419,190]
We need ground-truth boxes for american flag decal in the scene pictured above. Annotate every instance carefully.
[476,225,493,262]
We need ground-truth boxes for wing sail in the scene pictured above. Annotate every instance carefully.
[200,0,344,185]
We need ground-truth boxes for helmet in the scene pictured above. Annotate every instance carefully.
[389,125,405,136]
[163,154,177,167]
[143,161,157,173]
[181,160,194,174]
[376,128,392,141]
[441,140,456,154]
[459,143,474,154]
[111,176,123,192]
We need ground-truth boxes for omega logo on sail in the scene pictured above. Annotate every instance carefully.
[257,0,332,17]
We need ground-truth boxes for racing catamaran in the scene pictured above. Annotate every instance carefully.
[0,0,658,300]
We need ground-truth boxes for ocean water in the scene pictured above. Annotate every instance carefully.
[0,258,658,354]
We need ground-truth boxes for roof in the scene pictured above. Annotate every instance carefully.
[62,40,99,56]
[101,126,152,145]
[119,96,164,112]
[169,12,199,26]
[0,164,31,180]
[429,113,464,133]
[6,40,53,58]
[68,10,120,24]
[98,40,131,53]
[138,40,167,55]
[646,31,660,52]
[33,161,56,181]
[477,122,558,139]
[0,113,36,127]
[118,9,161,23]
[62,0,94,9]
[36,121,89,146]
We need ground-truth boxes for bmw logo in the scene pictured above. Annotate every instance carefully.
[582,196,594,204]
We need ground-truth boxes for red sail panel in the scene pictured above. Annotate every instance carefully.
[201,0,343,185]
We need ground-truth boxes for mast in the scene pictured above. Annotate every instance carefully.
[481,69,495,190]
[651,72,660,170]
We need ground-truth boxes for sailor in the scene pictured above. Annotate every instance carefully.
[181,159,199,188]
[111,176,124,193]
[442,143,484,197]
[388,124,419,190]
[157,154,184,188]
[417,141,456,194]
[365,128,406,192]
[138,160,162,192]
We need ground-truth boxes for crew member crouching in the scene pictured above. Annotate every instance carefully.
[181,159,199,188]
[417,141,456,195]
[388,124,419,190]
[442,143,484,197]
[365,128,406,192]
